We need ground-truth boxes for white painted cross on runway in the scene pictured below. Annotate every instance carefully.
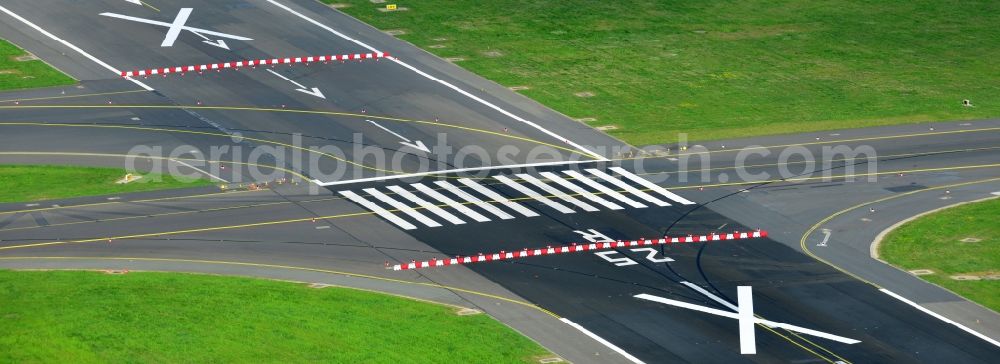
[100,8,252,50]
[635,286,861,355]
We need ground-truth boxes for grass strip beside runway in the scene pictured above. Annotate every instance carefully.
[0,165,212,203]
[879,198,1000,312]
[0,270,550,363]
[0,38,75,90]
[328,0,999,144]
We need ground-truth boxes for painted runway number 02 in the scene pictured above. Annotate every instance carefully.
[575,229,674,266]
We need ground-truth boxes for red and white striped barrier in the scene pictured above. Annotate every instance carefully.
[392,230,767,271]
[120,52,389,78]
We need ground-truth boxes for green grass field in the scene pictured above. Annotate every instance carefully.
[0,165,213,203]
[0,270,550,363]
[0,38,75,91]
[327,0,999,145]
[879,198,1000,312]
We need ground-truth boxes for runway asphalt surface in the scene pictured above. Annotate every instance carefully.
[2,1,999,363]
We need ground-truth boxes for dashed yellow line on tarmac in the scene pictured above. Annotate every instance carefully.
[0,256,556,316]
[0,104,596,159]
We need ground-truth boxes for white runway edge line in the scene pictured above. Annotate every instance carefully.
[559,318,646,364]
[0,5,154,91]
[265,0,607,161]
[880,288,1000,348]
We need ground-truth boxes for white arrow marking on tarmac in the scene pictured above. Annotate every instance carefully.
[99,9,252,48]
[636,289,861,354]
[124,0,142,5]
[366,119,432,153]
[191,31,230,50]
[294,87,326,99]
[265,69,326,99]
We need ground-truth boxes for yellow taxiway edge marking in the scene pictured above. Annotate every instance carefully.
[798,176,1000,287]
[0,122,401,173]
[0,188,267,216]
[0,151,311,180]
[3,163,998,250]
[668,163,1000,191]
[141,1,160,12]
[0,89,149,103]
[3,146,992,219]
[634,146,1000,179]
[0,200,293,232]
[0,211,376,251]
[0,256,556,316]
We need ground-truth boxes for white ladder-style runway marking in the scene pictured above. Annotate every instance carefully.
[386,185,465,225]
[433,181,516,220]
[539,171,624,210]
[338,190,417,230]
[494,175,575,214]
[364,188,441,228]
[610,167,696,205]
[337,168,695,230]
[563,170,647,208]
[412,183,491,222]
[515,174,598,212]
[458,178,540,217]
[586,168,672,207]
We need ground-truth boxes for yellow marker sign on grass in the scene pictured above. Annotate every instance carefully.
[387,4,397,10]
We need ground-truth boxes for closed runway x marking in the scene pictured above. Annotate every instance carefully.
[100,8,252,48]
